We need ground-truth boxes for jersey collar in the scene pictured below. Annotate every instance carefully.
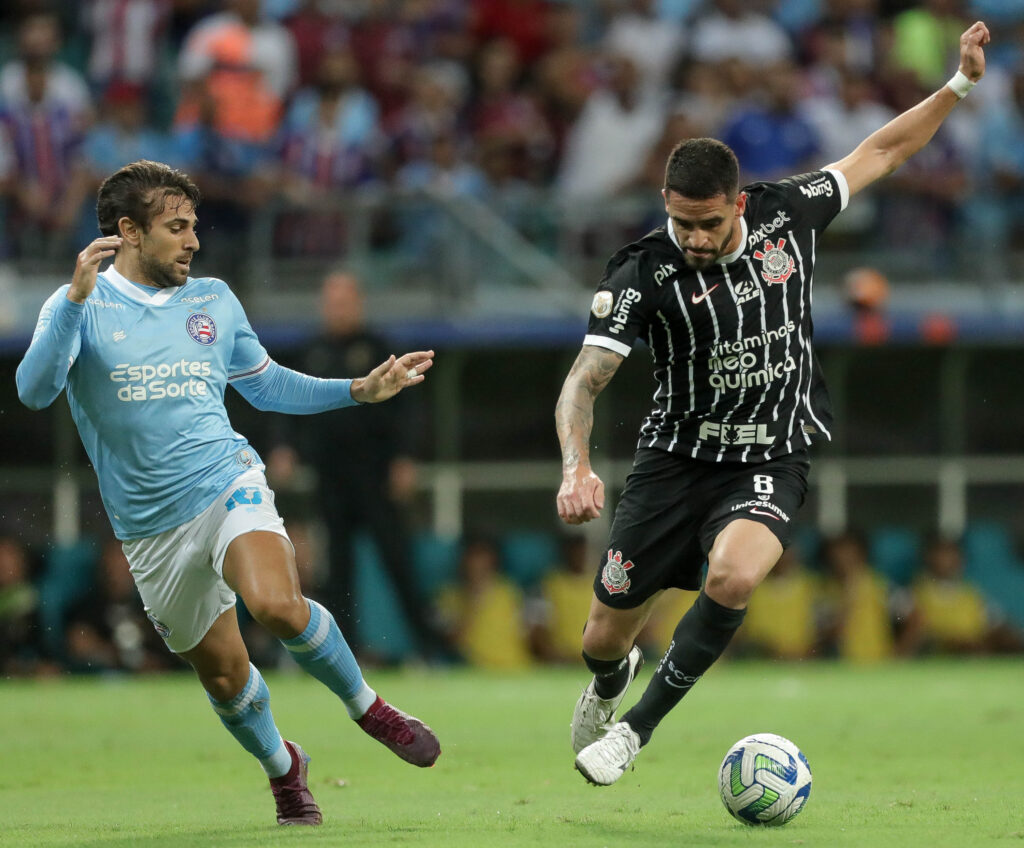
[665,215,749,265]
[101,264,188,306]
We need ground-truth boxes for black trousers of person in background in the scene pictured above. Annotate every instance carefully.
[318,471,441,661]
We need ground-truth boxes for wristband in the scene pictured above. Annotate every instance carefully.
[946,70,976,99]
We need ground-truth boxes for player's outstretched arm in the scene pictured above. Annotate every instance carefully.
[826,20,990,197]
[555,344,623,525]
[350,350,435,403]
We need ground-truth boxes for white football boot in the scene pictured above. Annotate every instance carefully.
[570,645,644,754]
[574,721,642,786]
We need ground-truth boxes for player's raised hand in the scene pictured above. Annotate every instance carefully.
[557,465,605,525]
[350,350,435,403]
[68,236,121,304]
[959,20,990,82]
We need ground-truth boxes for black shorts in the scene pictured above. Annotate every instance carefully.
[595,448,810,608]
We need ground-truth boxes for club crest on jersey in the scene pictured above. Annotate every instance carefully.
[591,291,613,319]
[186,312,217,345]
[602,549,634,594]
[147,612,171,639]
[753,238,795,285]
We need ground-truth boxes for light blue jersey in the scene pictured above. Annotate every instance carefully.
[17,266,358,540]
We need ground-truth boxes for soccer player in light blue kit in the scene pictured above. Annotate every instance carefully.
[16,160,440,825]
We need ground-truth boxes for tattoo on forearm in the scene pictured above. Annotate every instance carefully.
[555,347,623,470]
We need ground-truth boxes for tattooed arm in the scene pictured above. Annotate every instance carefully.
[555,344,624,525]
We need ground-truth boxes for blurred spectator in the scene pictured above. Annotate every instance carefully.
[80,0,171,92]
[801,67,894,239]
[889,0,967,87]
[435,534,531,669]
[83,81,174,185]
[283,0,353,89]
[720,60,821,183]
[602,0,686,97]
[470,0,554,65]
[63,538,173,674]
[819,531,895,662]
[0,12,93,257]
[688,0,794,69]
[556,52,664,200]
[874,70,967,260]
[468,37,555,184]
[0,534,45,675]
[897,536,1024,655]
[273,270,444,660]
[388,60,468,175]
[739,546,820,660]
[528,534,594,663]
[963,63,1024,278]
[274,45,384,256]
[175,0,297,145]
[801,0,883,85]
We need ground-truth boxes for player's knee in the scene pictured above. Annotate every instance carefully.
[703,567,758,608]
[581,619,633,660]
[246,592,308,637]
[195,656,250,702]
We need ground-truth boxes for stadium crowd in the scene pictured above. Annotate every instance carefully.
[2,0,1024,270]
[2,525,1022,676]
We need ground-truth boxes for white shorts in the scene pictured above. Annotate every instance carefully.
[122,470,291,653]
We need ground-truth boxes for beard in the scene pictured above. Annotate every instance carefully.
[139,251,189,288]
[682,223,735,270]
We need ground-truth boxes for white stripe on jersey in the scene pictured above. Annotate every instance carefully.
[715,264,749,462]
[792,229,831,440]
[643,313,675,448]
[583,334,633,358]
[763,250,795,461]
[670,280,698,456]
[695,270,722,417]
[740,260,771,462]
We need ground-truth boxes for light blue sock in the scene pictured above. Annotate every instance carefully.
[208,663,292,778]
[282,598,377,719]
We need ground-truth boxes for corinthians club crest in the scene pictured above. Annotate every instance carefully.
[753,238,795,285]
[602,549,635,595]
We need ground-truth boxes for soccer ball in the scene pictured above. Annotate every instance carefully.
[718,733,812,826]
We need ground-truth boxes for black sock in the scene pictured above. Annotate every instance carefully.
[622,591,745,745]
[582,650,631,699]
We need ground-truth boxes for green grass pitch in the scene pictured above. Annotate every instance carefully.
[4,659,1022,847]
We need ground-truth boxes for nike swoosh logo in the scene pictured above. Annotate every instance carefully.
[690,284,719,305]
[748,508,781,521]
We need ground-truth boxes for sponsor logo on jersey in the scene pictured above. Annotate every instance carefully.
[591,290,613,318]
[691,283,719,305]
[730,498,790,522]
[753,238,795,285]
[747,211,791,248]
[732,277,761,304]
[609,288,642,335]
[708,353,796,390]
[709,320,796,357]
[112,330,126,342]
[186,312,217,345]
[181,293,219,305]
[601,549,634,594]
[109,359,212,401]
[798,176,833,199]
[698,421,774,445]
[654,263,676,286]
[88,298,126,310]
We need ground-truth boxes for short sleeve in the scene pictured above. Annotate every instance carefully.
[773,169,849,231]
[582,251,652,358]
[226,290,270,380]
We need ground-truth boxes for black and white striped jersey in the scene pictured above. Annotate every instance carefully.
[584,168,849,463]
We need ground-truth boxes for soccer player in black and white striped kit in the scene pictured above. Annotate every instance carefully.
[557,21,990,785]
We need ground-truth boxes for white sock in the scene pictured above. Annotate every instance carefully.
[346,683,378,719]
[260,740,294,779]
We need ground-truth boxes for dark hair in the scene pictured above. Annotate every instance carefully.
[96,160,201,236]
[664,137,739,200]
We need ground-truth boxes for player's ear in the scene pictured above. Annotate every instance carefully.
[733,192,747,218]
[118,216,141,245]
